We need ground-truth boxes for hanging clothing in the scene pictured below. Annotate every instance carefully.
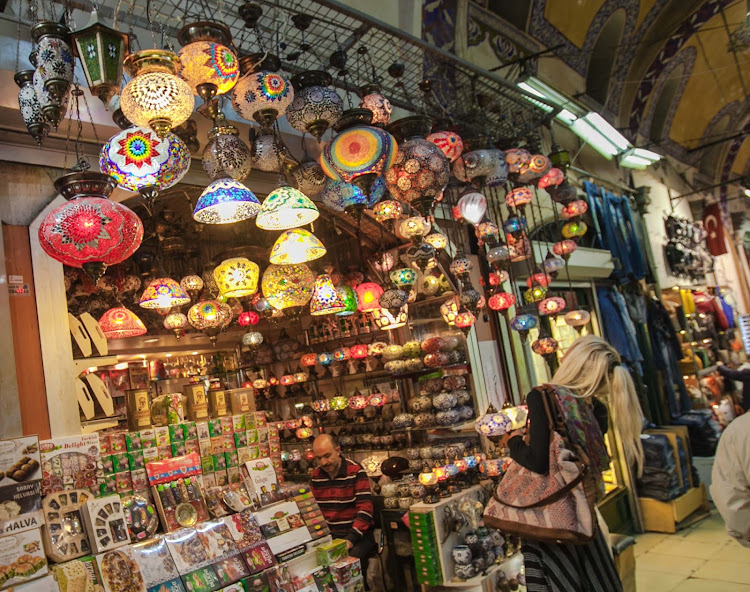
[596,287,643,371]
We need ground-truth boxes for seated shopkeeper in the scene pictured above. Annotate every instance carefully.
[311,434,376,583]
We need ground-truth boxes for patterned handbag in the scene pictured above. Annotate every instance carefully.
[483,387,597,545]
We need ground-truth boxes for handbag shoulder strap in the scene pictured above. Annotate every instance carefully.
[537,385,565,434]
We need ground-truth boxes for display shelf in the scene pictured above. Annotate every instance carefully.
[394,363,470,380]
[391,419,477,434]
[307,369,392,384]
[73,356,119,375]
[306,329,390,350]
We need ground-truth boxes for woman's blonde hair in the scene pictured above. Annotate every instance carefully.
[552,335,644,475]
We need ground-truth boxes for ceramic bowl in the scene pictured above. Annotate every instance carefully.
[409,396,433,413]
[405,447,421,460]
[392,413,414,429]
[397,481,412,497]
[489,529,504,546]
[451,545,472,565]
[454,563,476,580]
[384,496,400,509]
[432,392,458,410]
[381,482,399,498]
[409,483,426,498]
[398,496,413,509]
[408,459,423,472]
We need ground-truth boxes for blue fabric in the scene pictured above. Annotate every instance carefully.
[596,287,643,371]
[584,181,648,282]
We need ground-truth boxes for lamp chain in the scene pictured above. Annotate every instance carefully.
[14,0,24,74]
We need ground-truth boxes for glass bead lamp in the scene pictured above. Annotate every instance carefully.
[552,239,577,260]
[121,50,195,137]
[543,254,567,277]
[31,22,74,104]
[509,313,538,341]
[261,263,315,317]
[488,292,515,313]
[454,310,476,333]
[321,180,367,217]
[336,285,358,317]
[202,116,251,181]
[177,21,239,112]
[475,221,500,245]
[350,344,369,359]
[231,54,294,129]
[139,277,191,309]
[180,274,204,299]
[355,282,385,313]
[359,83,392,126]
[372,305,408,330]
[503,215,528,239]
[420,274,440,296]
[269,228,326,265]
[390,268,417,288]
[39,171,143,282]
[256,186,319,230]
[532,334,559,358]
[449,254,473,281]
[99,306,147,338]
[238,311,260,326]
[380,287,409,315]
[334,347,351,362]
[524,284,548,304]
[100,127,191,203]
[440,297,459,325]
[330,395,349,411]
[300,353,318,367]
[250,132,287,172]
[292,161,327,199]
[385,115,449,216]
[565,309,591,331]
[187,299,226,343]
[213,257,259,298]
[242,331,263,347]
[193,178,261,224]
[318,352,334,366]
[561,220,588,239]
[561,199,589,219]
[163,311,189,338]
[310,274,347,316]
[505,187,533,210]
[539,296,566,316]
[399,216,431,241]
[426,130,463,162]
[286,70,343,140]
[424,233,447,250]
[15,70,49,145]
[373,199,402,223]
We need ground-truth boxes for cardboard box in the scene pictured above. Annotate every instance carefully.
[95,546,147,592]
[241,542,276,575]
[0,480,43,536]
[315,539,348,567]
[80,495,129,554]
[208,392,229,419]
[184,385,209,422]
[126,389,152,431]
[39,434,102,496]
[0,528,47,589]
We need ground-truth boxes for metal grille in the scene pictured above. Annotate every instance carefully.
[92,0,558,139]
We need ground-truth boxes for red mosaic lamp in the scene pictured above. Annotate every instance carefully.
[99,306,147,338]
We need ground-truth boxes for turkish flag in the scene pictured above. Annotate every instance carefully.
[703,202,727,256]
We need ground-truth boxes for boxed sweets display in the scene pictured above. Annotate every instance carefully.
[94,546,147,592]
[146,455,209,532]
[0,437,41,486]
[80,495,129,554]
[0,527,48,589]
[41,489,92,562]
[0,480,44,536]
[131,537,185,592]
[39,436,102,497]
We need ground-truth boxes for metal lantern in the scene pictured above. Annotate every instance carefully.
[15,70,49,144]
[213,257,260,298]
[286,70,343,140]
[99,306,147,338]
[38,171,143,282]
[121,50,195,137]
[232,54,293,129]
[164,312,189,338]
[202,116,252,181]
[71,14,129,106]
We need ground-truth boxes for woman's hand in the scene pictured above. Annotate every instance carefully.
[497,428,526,447]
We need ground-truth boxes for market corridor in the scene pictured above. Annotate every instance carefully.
[634,512,750,591]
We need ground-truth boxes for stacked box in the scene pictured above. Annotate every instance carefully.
[329,557,361,590]
[409,511,442,586]
[315,539,348,568]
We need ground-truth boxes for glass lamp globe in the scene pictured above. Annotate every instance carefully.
[565,309,591,328]
[543,255,567,276]
[321,179,367,215]
[163,311,189,337]
[539,296,566,316]
[355,282,384,313]
[562,220,588,239]
[39,171,143,282]
[380,287,409,314]
[180,274,204,299]
[213,257,259,298]
[202,117,252,181]
[231,55,294,128]
[261,263,315,316]
[390,268,417,288]
[238,311,259,326]
[505,187,533,209]
[310,274,346,316]
[424,233,447,250]
[251,132,286,172]
[242,331,263,347]
[336,285,359,316]
[426,130,463,162]
[440,297,459,325]
[532,334,558,357]
[420,274,441,296]
[99,127,190,200]
[359,84,392,125]
[15,70,49,145]
[256,186,319,230]
[139,277,191,309]
[553,239,577,259]
[99,306,147,339]
[187,299,227,342]
[286,70,343,140]
[373,199,403,223]
[509,313,538,340]
[121,50,195,137]
[488,292,515,312]
[269,229,326,265]
[292,161,327,199]
[399,216,432,241]
[372,306,408,330]
[193,178,261,224]
[561,199,589,219]
[454,310,476,331]
[177,22,239,99]
[457,192,487,225]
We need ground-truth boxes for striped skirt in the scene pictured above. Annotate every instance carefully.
[522,529,622,592]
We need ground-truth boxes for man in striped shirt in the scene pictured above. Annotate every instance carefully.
[311,434,376,586]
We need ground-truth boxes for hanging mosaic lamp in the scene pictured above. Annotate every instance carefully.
[475,221,500,245]
[231,53,293,129]
[31,22,74,107]
[121,50,194,137]
[454,310,476,334]
[71,11,129,106]
[180,274,204,299]
[321,179,368,216]
[390,268,417,288]
[193,178,261,224]
[38,171,143,282]
[355,282,384,313]
[486,244,510,266]
[256,186,319,230]
[373,251,396,273]
[399,216,431,242]
[380,287,409,315]
[286,70,343,140]
[32,67,68,131]
[213,257,259,298]
[565,309,591,331]
[505,148,531,174]
[177,21,239,115]
[449,254,473,282]
[15,70,49,144]
[408,242,438,272]
[424,233,447,250]
[561,220,588,239]
[187,299,227,343]
[359,83,392,126]
[527,271,551,288]
[427,130,463,162]
[457,191,487,225]
[336,285,358,316]
[488,291,515,313]
[139,277,191,309]
[238,311,259,326]
[320,108,398,211]
[509,313,538,341]
[385,115,450,217]
[269,229,326,265]
[538,296,566,316]
[475,404,528,439]
[99,306,147,338]
[373,199,402,224]
[538,167,565,189]
[524,284,548,303]
[553,239,578,260]
[242,331,263,347]
[250,131,287,172]
[505,187,533,211]
[460,285,484,316]
[372,305,408,330]
[531,332,558,360]
[488,270,509,286]
[503,215,528,239]
[309,274,347,316]
[292,161,327,199]
[420,274,441,296]
[561,199,589,219]
[518,154,551,184]
[100,127,190,203]
[202,115,252,181]
[261,263,315,317]
[163,311,189,338]
[542,253,566,277]
[350,343,369,359]
[300,353,318,367]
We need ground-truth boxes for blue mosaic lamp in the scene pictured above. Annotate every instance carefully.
[193,178,261,224]
[509,313,538,341]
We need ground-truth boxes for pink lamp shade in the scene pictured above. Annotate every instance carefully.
[99,306,147,338]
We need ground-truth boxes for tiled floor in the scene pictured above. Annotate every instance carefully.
[634,511,750,591]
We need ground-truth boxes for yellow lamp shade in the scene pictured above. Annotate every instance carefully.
[261,263,315,313]
[256,186,319,230]
[178,41,239,95]
[372,306,408,330]
[269,228,326,265]
[139,277,191,309]
[424,233,447,249]
[213,257,259,298]
[121,50,195,138]
[309,273,346,316]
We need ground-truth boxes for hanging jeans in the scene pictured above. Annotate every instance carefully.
[658,340,692,419]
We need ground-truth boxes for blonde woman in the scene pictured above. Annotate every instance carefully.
[504,335,644,592]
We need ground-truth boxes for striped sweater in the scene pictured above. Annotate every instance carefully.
[310,457,374,544]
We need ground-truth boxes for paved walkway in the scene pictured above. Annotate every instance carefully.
[634,511,750,591]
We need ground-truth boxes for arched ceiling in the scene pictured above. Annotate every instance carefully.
[462,0,750,189]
